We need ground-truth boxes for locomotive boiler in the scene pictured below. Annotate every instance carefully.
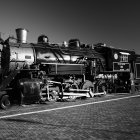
[0,29,108,109]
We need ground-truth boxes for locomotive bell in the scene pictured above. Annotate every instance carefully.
[16,28,28,43]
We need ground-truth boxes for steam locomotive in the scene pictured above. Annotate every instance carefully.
[0,28,140,109]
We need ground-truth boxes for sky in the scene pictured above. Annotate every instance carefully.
[0,0,140,53]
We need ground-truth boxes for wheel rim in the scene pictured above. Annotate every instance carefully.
[0,95,10,109]
[3,99,10,107]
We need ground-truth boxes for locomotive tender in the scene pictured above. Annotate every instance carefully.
[0,28,139,109]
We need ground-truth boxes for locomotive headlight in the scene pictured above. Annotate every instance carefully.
[20,82,24,85]
[114,53,118,60]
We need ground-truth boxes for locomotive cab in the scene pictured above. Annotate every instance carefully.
[94,43,136,93]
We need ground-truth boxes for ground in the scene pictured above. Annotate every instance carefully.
[0,93,140,140]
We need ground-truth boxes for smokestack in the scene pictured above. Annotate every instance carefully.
[16,28,28,43]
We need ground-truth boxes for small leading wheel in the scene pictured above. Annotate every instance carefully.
[47,94,57,102]
[98,83,107,95]
[0,95,11,109]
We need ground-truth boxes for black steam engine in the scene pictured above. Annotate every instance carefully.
[0,28,139,109]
